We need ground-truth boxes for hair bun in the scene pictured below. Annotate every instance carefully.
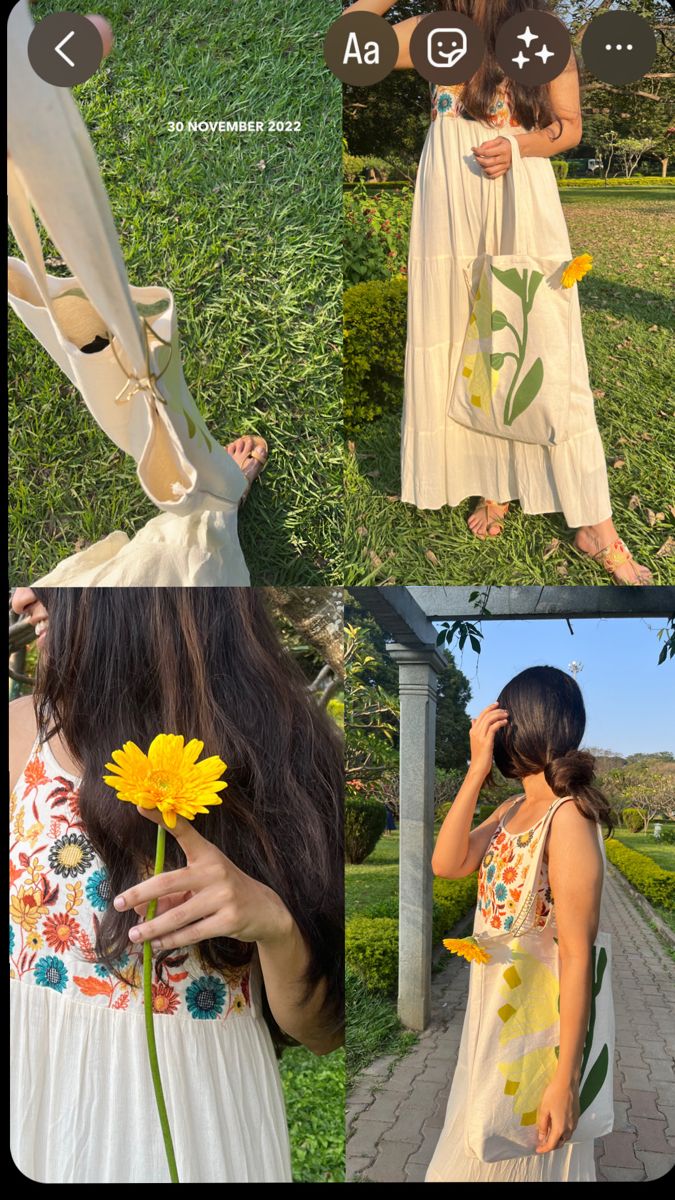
[544,749,595,796]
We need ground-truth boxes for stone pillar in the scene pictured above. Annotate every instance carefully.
[387,643,446,1031]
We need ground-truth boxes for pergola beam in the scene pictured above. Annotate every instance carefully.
[408,585,675,621]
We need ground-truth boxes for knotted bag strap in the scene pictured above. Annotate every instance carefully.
[7,0,147,377]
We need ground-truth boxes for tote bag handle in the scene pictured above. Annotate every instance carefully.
[7,0,148,376]
[481,130,534,259]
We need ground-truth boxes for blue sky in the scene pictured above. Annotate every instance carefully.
[440,617,674,757]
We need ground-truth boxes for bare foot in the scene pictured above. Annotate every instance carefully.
[468,499,510,540]
[574,521,653,586]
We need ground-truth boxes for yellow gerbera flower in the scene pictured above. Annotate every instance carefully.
[561,253,593,288]
[103,733,227,828]
[442,936,492,964]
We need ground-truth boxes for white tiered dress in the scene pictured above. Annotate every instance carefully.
[425,797,599,1182]
[10,737,292,1183]
[401,84,612,529]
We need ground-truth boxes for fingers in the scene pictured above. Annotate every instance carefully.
[536,1121,565,1154]
[132,892,192,919]
[113,866,192,912]
[127,889,216,947]
[136,806,214,858]
[146,915,225,954]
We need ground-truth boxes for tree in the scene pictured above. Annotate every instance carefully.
[603,757,675,831]
[265,588,343,706]
[345,621,399,784]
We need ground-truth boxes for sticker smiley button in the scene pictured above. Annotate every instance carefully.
[496,9,572,87]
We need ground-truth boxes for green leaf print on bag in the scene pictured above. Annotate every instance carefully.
[462,265,547,428]
[578,945,609,1116]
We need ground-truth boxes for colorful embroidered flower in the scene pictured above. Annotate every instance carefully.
[516,830,534,847]
[48,833,95,878]
[9,925,15,957]
[438,91,454,114]
[9,885,49,931]
[494,882,508,903]
[502,866,517,884]
[103,734,227,830]
[26,931,44,952]
[561,253,593,289]
[86,869,113,912]
[491,914,502,928]
[232,994,246,1013]
[152,980,181,1015]
[503,914,514,932]
[186,975,227,1019]
[486,863,497,884]
[22,756,49,797]
[35,955,69,993]
[442,936,492,965]
[43,912,82,953]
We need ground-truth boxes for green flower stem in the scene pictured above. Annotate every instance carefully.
[143,825,179,1184]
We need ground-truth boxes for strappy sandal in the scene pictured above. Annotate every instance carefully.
[585,537,653,587]
[236,436,268,508]
[468,499,510,540]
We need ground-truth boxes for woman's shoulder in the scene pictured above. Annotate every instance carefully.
[9,694,39,795]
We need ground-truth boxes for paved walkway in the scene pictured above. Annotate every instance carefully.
[347,866,675,1182]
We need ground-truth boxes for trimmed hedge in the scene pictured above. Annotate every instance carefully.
[551,158,569,181]
[345,873,478,994]
[346,917,399,994]
[606,838,675,912]
[345,797,388,865]
[658,826,675,845]
[344,277,408,433]
[558,177,674,188]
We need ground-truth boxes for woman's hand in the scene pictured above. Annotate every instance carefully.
[114,808,295,952]
[536,1077,580,1153]
[472,136,513,179]
[469,702,509,780]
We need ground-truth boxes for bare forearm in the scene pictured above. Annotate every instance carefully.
[257,917,342,1055]
[342,0,398,15]
[556,952,592,1086]
[431,766,483,877]
[516,118,582,159]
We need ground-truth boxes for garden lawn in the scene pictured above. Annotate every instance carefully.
[345,189,675,585]
[346,831,416,1084]
[613,828,675,874]
[10,0,342,585]
[279,1045,345,1183]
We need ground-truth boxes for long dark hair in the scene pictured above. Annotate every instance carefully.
[31,587,344,1051]
[440,0,570,135]
[492,666,615,836]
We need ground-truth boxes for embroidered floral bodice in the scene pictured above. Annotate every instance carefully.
[476,799,553,934]
[9,738,254,1021]
[430,82,521,129]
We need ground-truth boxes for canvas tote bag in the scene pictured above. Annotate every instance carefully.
[464,795,614,1162]
[7,0,247,517]
[448,131,574,446]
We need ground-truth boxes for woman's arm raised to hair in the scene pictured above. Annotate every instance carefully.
[432,702,510,878]
[340,2,422,70]
[535,802,604,1153]
[515,51,583,158]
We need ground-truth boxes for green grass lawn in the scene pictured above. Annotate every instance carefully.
[613,829,675,873]
[279,1045,345,1183]
[346,831,417,1086]
[346,831,399,918]
[9,0,342,585]
[345,190,675,585]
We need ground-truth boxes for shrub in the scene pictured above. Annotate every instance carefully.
[606,838,675,911]
[658,825,675,845]
[343,153,394,183]
[344,276,408,433]
[345,797,388,865]
[622,807,645,833]
[345,916,398,994]
[558,176,674,187]
[346,875,478,995]
[344,186,413,287]
[551,159,569,180]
